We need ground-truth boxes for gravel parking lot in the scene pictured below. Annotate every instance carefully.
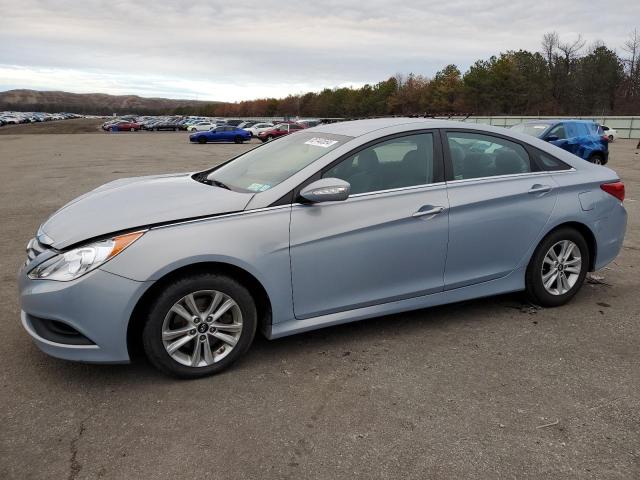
[1,128,638,479]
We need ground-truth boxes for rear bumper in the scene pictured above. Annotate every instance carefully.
[593,202,627,270]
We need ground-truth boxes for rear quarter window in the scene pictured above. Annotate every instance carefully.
[535,151,572,171]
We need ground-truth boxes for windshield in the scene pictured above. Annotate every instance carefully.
[510,123,551,138]
[206,132,351,192]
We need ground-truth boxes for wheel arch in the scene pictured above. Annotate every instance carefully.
[536,221,597,272]
[126,261,272,360]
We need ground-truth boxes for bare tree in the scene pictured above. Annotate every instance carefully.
[541,31,559,69]
[623,29,640,97]
[558,34,585,66]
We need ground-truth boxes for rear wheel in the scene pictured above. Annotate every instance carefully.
[590,154,604,165]
[267,135,274,142]
[234,135,243,144]
[174,127,179,131]
[142,273,257,378]
[130,127,135,132]
[608,135,614,142]
[525,227,589,307]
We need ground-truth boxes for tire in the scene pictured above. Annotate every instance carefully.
[142,273,257,379]
[267,135,274,142]
[198,137,207,144]
[590,154,604,165]
[525,227,589,307]
[130,127,135,132]
[154,127,159,132]
[174,127,179,131]
[234,135,243,144]
[608,135,614,142]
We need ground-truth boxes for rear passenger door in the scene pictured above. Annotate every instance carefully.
[443,130,557,289]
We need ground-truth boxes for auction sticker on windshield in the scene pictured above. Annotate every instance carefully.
[305,137,339,148]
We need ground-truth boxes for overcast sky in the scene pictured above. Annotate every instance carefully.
[1,0,638,101]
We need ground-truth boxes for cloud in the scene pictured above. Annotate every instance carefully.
[1,0,638,101]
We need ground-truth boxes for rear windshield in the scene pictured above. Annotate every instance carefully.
[206,132,352,192]
[510,123,550,137]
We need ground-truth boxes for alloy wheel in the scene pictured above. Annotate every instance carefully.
[161,290,243,367]
[541,240,582,295]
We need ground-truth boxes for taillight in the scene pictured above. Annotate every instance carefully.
[601,181,625,202]
[601,135,609,142]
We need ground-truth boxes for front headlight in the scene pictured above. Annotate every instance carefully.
[28,231,145,281]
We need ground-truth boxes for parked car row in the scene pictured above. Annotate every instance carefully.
[101,115,323,137]
[1,111,82,126]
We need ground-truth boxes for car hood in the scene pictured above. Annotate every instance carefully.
[40,173,254,249]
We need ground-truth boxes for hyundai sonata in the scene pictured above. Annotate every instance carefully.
[19,119,627,378]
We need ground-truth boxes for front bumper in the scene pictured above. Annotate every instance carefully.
[19,267,152,363]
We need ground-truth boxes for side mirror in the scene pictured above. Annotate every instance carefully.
[300,178,350,203]
[546,135,559,142]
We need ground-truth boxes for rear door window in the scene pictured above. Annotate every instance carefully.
[446,132,531,180]
[564,122,579,138]
[575,123,590,136]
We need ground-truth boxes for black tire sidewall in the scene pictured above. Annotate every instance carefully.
[525,228,589,307]
[142,273,257,378]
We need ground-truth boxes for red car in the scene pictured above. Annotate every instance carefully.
[104,121,141,132]
[257,122,305,142]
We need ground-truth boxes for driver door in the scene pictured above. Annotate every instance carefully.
[289,131,449,319]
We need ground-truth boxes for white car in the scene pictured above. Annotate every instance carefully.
[187,121,218,132]
[601,125,617,142]
[245,122,274,137]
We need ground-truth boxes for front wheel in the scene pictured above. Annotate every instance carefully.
[525,228,589,307]
[142,273,257,378]
[234,135,243,144]
[608,135,614,142]
[198,137,207,144]
[590,154,604,165]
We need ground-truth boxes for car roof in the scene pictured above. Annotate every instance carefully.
[308,117,516,137]
[521,119,597,125]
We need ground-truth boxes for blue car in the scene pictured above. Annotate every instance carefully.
[189,126,251,144]
[511,120,608,165]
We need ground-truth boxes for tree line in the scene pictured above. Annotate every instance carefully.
[180,30,640,118]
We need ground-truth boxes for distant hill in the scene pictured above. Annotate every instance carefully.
[0,89,219,115]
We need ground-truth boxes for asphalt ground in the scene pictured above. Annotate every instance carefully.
[0,126,638,479]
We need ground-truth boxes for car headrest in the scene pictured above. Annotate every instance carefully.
[357,149,380,171]
[495,149,527,175]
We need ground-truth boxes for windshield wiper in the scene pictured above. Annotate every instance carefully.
[210,179,231,190]
[192,172,231,190]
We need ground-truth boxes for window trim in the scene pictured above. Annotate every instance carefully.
[441,128,541,182]
[288,129,444,203]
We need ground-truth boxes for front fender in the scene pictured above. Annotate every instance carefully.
[101,207,295,324]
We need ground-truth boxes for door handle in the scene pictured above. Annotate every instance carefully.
[528,184,552,194]
[412,206,445,218]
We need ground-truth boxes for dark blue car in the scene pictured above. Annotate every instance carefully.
[189,126,251,144]
[511,120,608,165]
